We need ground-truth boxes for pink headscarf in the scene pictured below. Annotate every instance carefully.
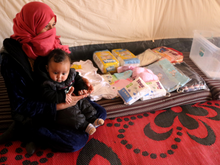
[11,2,71,59]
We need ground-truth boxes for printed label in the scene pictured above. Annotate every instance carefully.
[199,47,205,57]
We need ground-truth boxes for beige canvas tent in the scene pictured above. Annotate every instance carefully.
[1,0,220,49]
[1,0,220,125]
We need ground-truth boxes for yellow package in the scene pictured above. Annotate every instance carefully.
[111,49,140,66]
[93,50,119,73]
[70,64,82,69]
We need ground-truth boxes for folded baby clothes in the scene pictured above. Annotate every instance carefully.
[114,70,133,80]
[136,49,161,66]
[72,60,118,101]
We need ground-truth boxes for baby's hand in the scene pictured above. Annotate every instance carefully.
[78,89,89,96]
[82,77,94,94]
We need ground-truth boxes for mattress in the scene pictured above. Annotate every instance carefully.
[96,52,214,118]
[0,52,216,132]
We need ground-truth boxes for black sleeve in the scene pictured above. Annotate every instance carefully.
[73,71,88,95]
[40,84,66,103]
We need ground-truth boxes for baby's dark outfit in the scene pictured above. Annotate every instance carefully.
[34,56,97,131]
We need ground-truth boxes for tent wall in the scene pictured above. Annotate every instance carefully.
[1,0,220,49]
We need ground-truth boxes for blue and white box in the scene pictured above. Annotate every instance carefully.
[118,77,150,105]
[140,80,166,101]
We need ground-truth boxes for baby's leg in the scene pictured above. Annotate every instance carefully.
[56,107,97,135]
[77,98,105,128]
[85,123,96,135]
[93,118,105,128]
[77,98,97,121]
[56,107,86,130]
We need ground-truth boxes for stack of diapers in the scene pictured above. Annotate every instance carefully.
[118,77,150,105]
[136,49,161,66]
[112,49,140,66]
[93,50,119,73]
[140,80,167,101]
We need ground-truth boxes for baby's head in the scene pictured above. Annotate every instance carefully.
[46,49,71,83]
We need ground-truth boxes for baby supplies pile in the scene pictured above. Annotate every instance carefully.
[92,47,208,105]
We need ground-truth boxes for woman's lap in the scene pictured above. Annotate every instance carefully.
[36,126,89,152]
[36,100,106,152]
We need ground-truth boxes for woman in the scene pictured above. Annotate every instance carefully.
[0,1,106,154]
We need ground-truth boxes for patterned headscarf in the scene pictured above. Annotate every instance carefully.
[11,1,70,59]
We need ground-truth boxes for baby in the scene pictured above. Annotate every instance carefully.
[34,48,104,135]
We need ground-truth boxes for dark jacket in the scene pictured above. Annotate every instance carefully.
[34,56,97,130]
[0,38,106,152]
[34,56,88,103]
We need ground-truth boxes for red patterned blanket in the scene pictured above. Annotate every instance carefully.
[1,100,220,165]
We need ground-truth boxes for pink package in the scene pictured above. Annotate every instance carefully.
[132,67,158,82]
[117,65,137,73]
[111,78,133,91]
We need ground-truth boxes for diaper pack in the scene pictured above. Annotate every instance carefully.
[112,49,140,66]
[93,50,119,73]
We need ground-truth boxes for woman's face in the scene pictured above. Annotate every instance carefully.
[38,17,56,34]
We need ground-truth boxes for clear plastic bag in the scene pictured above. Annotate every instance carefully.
[147,59,191,93]
[174,61,209,93]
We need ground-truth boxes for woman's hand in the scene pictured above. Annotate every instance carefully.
[82,77,94,94]
[56,87,88,110]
